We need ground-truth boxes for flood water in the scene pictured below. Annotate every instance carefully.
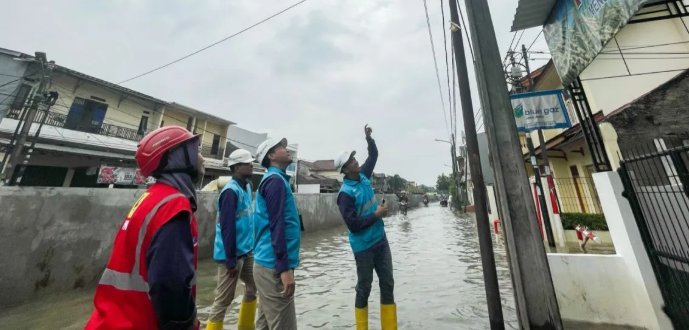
[196,203,519,329]
[0,204,637,329]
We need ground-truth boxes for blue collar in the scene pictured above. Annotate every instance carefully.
[268,166,291,181]
[343,173,363,186]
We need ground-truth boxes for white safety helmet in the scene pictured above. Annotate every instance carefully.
[334,150,356,173]
[256,137,287,168]
[227,149,255,167]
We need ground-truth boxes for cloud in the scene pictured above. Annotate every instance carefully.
[0,0,545,185]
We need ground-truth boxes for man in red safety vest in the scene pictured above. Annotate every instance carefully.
[86,126,205,330]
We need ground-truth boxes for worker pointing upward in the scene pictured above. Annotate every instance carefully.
[334,125,397,330]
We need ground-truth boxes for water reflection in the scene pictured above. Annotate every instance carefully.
[196,204,519,329]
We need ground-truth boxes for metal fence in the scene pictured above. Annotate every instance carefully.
[619,139,689,328]
[553,177,603,214]
[6,108,143,142]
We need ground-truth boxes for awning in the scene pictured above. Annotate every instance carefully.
[511,0,557,31]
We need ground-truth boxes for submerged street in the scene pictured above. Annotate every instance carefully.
[0,204,520,329]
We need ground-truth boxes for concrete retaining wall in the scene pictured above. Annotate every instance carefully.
[0,187,424,308]
[546,172,673,329]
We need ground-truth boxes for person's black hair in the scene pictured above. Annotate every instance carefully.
[262,145,279,168]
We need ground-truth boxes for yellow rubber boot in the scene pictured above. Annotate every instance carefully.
[205,320,223,330]
[237,299,257,330]
[381,304,397,330]
[355,307,368,330]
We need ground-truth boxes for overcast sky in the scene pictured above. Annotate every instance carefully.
[1,0,548,185]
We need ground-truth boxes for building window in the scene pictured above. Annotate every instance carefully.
[211,134,220,155]
[138,115,149,135]
[186,116,194,131]
[65,97,108,133]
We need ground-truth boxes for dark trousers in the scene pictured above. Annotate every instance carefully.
[354,239,395,308]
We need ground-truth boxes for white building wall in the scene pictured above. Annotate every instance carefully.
[546,171,673,329]
[297,184,320,194]
[581,18,689,116]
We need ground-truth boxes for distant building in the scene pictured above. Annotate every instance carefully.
[298,159,340,181]
[226,125,268,156]
[297,159,340,193]
[371,173,390,193]
[0,48,233,187]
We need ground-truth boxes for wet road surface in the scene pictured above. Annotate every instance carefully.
[0,203,639,329]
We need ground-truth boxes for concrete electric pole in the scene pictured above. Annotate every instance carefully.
[462,1,564,328]
[2,52,52,185]
[447,0,504,328]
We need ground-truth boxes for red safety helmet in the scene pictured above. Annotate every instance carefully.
[135,126,200,177]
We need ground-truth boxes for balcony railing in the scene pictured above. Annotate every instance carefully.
[6,108,144,142]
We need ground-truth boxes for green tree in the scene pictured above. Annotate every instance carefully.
[388,174,407,193]
[436,174,451,192]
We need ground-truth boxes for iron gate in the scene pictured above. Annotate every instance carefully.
[619,142,689,329]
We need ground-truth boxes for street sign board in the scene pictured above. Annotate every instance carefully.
[98,166,153,185]
[511,90,571,132]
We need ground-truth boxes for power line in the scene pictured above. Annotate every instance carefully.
[0,73,24,78]
[506,32,518,59]
[615,40,689,51]
[513,30,526,53]
[601,51,689,55]
[451,42,458,139]
[422,0,451,138]
[0,78,21,89]
[581,67,689,81]
[476,120,484,132]
[531,56,689,61]
[526,29,544,52]
[457,0,475,60]
[440,0,454,137]
[0,91,17,106]
[118,0,308,84]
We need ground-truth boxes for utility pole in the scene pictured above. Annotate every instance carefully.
[514,46,555,248]
[463,1,563,328]
[448,1,503,328]
[521,44,566,248]
[2,52,51,185]
[13,91,59,186]
[526,134,556,247]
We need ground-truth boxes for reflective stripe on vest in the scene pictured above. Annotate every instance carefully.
[99,269,148,292]
[98,193,184,291]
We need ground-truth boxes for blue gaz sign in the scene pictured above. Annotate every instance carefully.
[511,90,571,133]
